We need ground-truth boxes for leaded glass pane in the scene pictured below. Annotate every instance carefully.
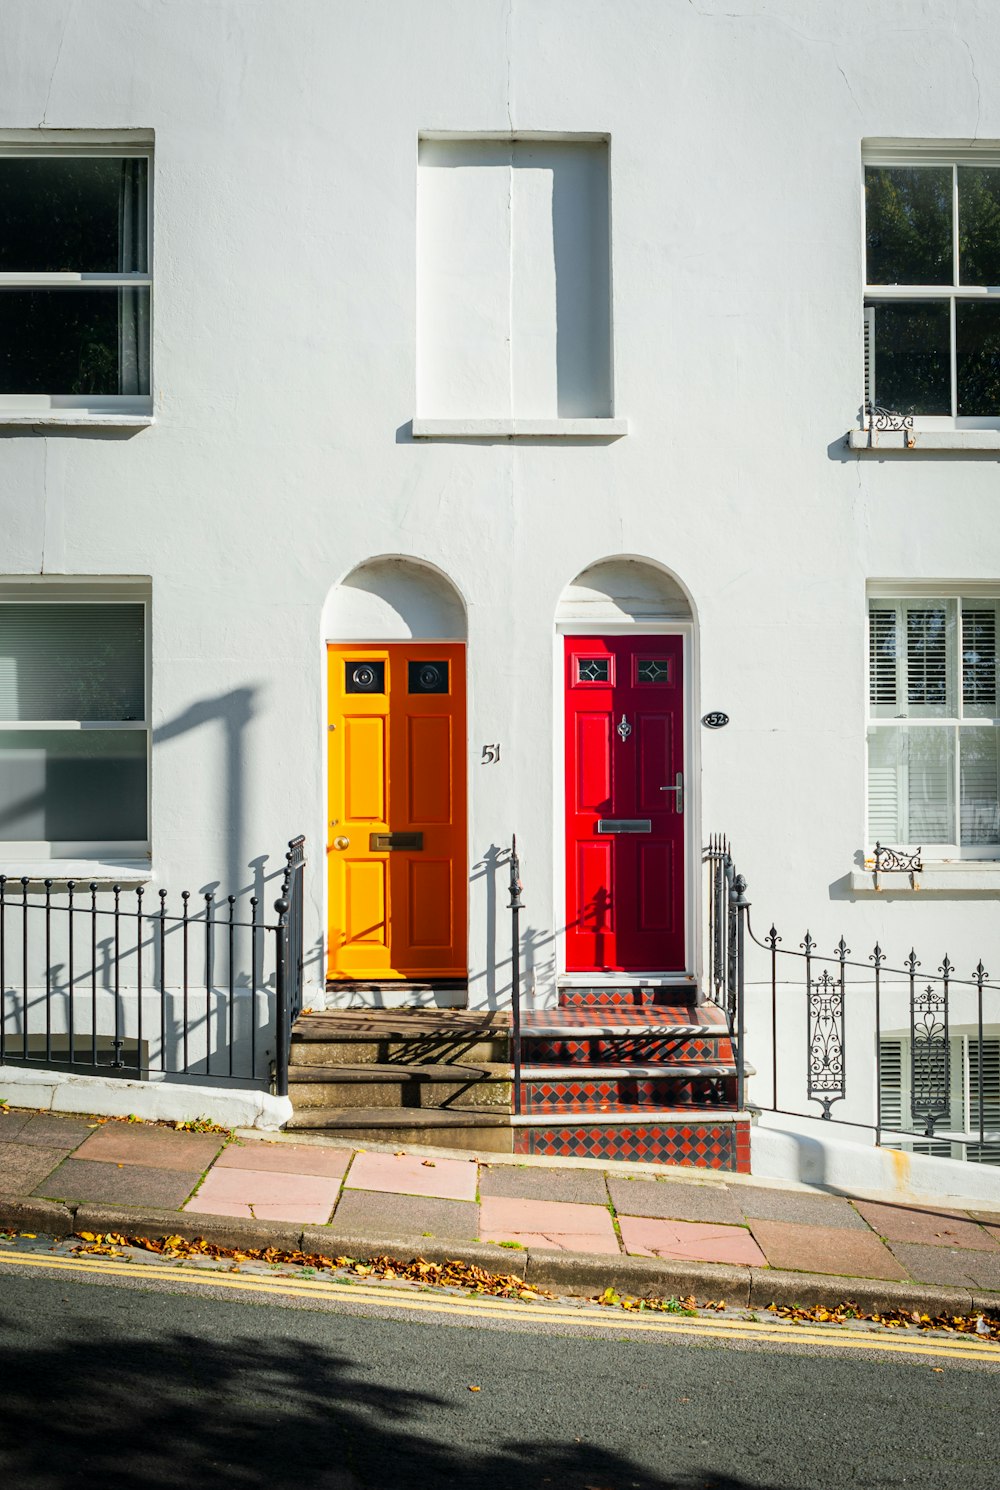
[576,658,610,683]
[865,167,953,286]
[637,659,670,684]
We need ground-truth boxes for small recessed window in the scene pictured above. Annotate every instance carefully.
[0,151,152,414]
[576,658,611,684]
[637,658,671,684]
[408,660,449,693]
[345,660,385,694]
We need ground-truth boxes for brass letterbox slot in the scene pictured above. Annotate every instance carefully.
[369,832,424,851]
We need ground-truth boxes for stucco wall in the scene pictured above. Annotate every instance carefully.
[0,1,998,1030]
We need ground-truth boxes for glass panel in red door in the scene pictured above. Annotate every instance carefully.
[564,636,685,971]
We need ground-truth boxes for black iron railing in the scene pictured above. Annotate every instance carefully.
[0,836,306,1094]
[508,835,523,1115]
[706,837,1000,1162]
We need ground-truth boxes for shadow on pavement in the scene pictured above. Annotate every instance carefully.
[0,1310,790,1490]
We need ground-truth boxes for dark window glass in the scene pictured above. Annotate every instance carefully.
[408,660,449,693]
[957,301,1000,415]
[865,167,952,285]
[577,658,610,683]
[959,167,1000,286]
[0,288,150,395]
[345,660,385,694]
[0,157,148,272]
[637,659,670,684]
[869,299,951,414]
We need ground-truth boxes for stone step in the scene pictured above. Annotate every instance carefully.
[287,1062,511,1109]
[291,1011,509,1067]
[284,1104,514,1153]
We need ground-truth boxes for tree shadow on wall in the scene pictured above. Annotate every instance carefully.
[0,1312,791,1490]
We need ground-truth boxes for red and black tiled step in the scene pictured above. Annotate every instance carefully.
[514,996,749,1171]
[557,983,698,1008]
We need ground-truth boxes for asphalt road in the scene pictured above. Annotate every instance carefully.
[0,1257,996,1490]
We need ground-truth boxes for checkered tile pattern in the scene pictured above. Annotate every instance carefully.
[513,1119,748,1170]
[522,1035,734,1065]
[558,986,695,1008]
[521,1076,737,1111]
[522,1007,727,1031]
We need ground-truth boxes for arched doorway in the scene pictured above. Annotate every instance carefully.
[556,558,696,978]
[323,558,468,987]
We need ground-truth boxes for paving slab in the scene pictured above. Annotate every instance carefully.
[607,1177,742,1225]
[330,1189,479,1240]
[0,1110,32,1141]
[618,1215,766,1266]
[748,1218,908,1280]
[345,1150,477,1202]
[887,1241,1000,1292]
[8,1113,94,1148]
[216,1141,351,1178]
[35,1158,202,1209]
[479,1195,619,1254]
[736,1185,868,1231]
[0,1142,74,1193]
[478,1164,609,1205]
[184,1165,341,1225]
[854,1199,999,1251]
[74,1123,225,1172]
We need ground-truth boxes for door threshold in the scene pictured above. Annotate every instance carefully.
[558,973,697,988]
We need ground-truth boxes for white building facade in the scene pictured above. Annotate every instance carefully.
[2,1,1000,1151]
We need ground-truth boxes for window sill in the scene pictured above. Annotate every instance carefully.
[0,860,153,884]
[0,413,154,428]
[850,865,1000,895]
[411,417,628,439]
[848,428,1000,451]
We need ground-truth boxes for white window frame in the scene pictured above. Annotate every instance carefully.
[0,138,153,420]
[866,583,1000,862]
[0,581,152,869]
[863,143,1000,431]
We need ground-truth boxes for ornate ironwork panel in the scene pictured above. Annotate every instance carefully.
[911,979,950,1138]
[807,968,845,1119]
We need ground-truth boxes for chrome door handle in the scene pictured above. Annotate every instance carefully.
[660,771,684,814]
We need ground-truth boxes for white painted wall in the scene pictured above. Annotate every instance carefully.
[0,3,999,1080]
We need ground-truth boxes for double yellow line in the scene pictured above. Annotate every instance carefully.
[2,1248,997,1364]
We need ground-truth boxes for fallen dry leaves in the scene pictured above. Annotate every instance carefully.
[70,1231,551,1301]
[767,1300,1000,1340]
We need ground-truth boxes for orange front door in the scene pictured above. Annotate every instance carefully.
[327,643,467,981]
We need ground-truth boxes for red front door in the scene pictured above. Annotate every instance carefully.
[564,635,686,972]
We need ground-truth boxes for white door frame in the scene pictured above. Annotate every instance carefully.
[553,620,700,987]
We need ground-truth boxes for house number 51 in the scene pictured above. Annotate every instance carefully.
[481,743,501,764]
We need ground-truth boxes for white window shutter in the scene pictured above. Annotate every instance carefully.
[905,606,949,709]
[962,605,998,709]
[864,306,876,408]
[879,1039,904,1132]
[869,607,897,708]
[968,1037,1000,1164]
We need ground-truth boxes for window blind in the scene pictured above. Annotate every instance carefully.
[0,604,144,722]
[869,608,897,708]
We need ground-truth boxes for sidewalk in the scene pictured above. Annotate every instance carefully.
[3,1104,1000,1317]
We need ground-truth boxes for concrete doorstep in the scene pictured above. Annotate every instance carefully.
[0,1192,988,1321]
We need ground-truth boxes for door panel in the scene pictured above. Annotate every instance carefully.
[564,635,685,972]
[328,643,467,980]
